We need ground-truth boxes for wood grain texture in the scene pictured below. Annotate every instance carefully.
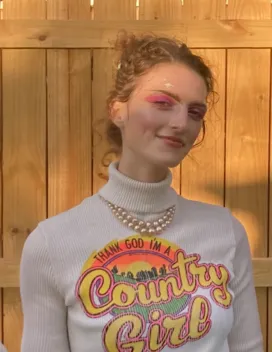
[253,258,272,288]
[2,20,272,48]
[67,0,92,209]
[0,0,3,20]
[47,0,68,19]
[68,0,90,19]
[47,0,69,216]
[2,54,45,349]
[0,260,20,288]
[94,0,136,20]
[0,48,2,343]
[226,0,271,19]
[269,46,272,352]
[182,0,226,19]
[139,0,185,193]
[2,2,46,351]
[2,49,46,351]
[226,49,270,351]
[47,48,71,215]
[139,0,182,20]
[2,0,46,19]
[226,5,270,351]
[47,0,92,216]
[268,10,272,352]
[92,1,136,193]
[181,49,225,206]
[68,47,92,201]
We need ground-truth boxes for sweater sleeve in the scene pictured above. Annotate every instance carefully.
[0,342,7,352]
[227,215,264,352]
[20,225,71,352]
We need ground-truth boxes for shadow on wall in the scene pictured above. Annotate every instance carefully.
[202,179,268,256]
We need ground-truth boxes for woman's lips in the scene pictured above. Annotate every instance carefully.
[157,135,185,148]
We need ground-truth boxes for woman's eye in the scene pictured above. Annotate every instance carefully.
[154,101,172,109]
[189,109,205,120]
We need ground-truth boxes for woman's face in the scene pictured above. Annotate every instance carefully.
[114,62,208,169]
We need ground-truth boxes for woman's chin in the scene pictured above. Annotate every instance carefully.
[154,157,184,169]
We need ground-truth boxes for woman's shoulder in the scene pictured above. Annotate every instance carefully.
[177,195,230,218]
[23,194,100,252]
[40,193,100,230]
[176,195,246,243]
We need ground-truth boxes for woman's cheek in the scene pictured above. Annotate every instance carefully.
[131,106,160,132]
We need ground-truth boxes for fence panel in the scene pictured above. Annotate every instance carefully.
[182,0,226,19]
[226,0,271,19]
[226,48,270,351]
[2,1,47,350]
[47,0,70,216]
[0,44,2,344]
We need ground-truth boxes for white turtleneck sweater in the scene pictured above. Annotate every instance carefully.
[20,162,263,352]
[0,343,7,352]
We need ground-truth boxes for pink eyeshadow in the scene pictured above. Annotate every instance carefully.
[145,95,174,104]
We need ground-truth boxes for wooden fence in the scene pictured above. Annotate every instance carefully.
[0,0,272,351]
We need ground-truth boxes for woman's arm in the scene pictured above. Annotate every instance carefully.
[20,225,71,352]
[228,215,264,352]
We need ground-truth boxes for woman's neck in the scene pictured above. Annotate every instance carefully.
[118,154,168,183]
[98,161,177,213]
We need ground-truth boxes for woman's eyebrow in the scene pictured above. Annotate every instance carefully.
[152,89,207,110]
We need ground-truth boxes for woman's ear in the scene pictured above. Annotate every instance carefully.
[110,101,127,128]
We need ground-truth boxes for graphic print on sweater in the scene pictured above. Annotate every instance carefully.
[76,235,232,351]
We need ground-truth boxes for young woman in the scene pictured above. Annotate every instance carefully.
[20,33,263,352]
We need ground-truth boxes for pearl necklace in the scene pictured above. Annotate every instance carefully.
[100,195,176,236]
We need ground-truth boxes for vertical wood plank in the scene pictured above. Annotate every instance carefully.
[68,0,92,208]
[2,0,46,18]
[226,3,270,351]
[47,0,92,217]
[226,0,271,19]
[47,1,69,216]
[181,49,226,206]
[182,0,226,20]
[0,1,3,20]
[92,1,136,194]
[226,49,270,351]
[68,0,90,19]
[47,0,68,19]
[47,48,70,215]
[0,49,3,344]
[2,1,46,351]
[139,0,182,19]
[268,8,272,352]
[139,0,185,194]
[94,0,136,19]
[68,48,92,201]
[269,48,272,352]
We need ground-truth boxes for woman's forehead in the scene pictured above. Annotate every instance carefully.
[132,63,208,102]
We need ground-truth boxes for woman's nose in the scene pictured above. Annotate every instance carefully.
[168,104,189,130]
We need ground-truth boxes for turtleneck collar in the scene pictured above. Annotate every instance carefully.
[98,162,177,213]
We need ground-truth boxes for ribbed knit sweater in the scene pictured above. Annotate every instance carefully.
[0,343,7,352]
[20,162,263,352]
